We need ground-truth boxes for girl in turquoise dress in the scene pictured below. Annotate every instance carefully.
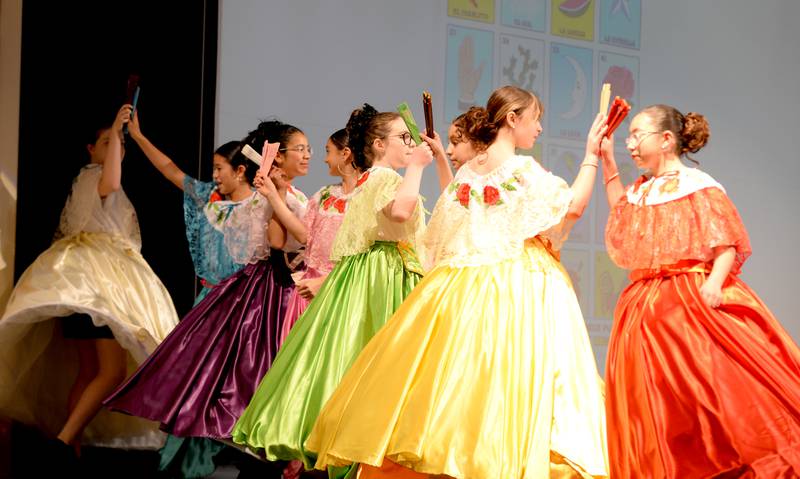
[126,112,260,476]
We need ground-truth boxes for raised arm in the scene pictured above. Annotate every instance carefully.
[383,143,433,223]
[97,105,130,198]
[599,135,625,208]
[566,113,606,220]
[255,168,308,245]
[421,131,454,192]
[127,111,186,190]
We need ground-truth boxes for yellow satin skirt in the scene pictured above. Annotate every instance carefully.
[306,238,608,479]
[0,232,179,448]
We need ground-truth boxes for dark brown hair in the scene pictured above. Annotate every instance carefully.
[232,119,304,183]
[345,103,401,171]
[329,128,349,151]
[449,112,468,144]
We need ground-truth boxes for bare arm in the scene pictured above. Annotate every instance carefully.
[255,169,308,245]
[297,274,328,300]
[383,144,433,223]
[699,246,736,308]
[128,111,186,190]
[97,105,130,198]
[566,113,606,220]
[267,218,287,250]
[421,132,453,192]
[599,135,624,208]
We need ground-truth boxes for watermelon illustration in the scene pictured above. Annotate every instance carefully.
[559,0,592,17]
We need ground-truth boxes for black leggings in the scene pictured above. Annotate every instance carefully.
[61,313,114,340]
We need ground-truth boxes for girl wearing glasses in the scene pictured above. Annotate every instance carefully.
[106,120,309,453]
[0,105,179,468]
[275,128,360,349]
[267,128,361,479]
[306,86,609,479]
[231,104,432,471]
[601,104,800,478]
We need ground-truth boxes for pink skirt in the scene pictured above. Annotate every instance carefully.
[278,267,323,347]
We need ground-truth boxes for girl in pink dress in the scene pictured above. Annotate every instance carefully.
[277,128,358,345]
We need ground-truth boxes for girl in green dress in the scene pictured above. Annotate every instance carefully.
[231,103,432,471]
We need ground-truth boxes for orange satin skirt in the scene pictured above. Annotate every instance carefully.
[606,261,800,478]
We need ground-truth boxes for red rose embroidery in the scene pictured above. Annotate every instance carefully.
[483,185,500,205]
[323,196,336,210]
[333,198,346,213]
[356,171,370,187]
[209,191,222,203]
[456,183,471,207]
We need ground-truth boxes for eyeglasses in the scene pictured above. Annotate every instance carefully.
[390,132,414,147]
[280,145,313,155]
[624,131,660,148]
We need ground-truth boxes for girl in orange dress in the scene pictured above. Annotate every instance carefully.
[601,104,800,478]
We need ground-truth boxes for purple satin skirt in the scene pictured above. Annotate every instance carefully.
[104,252,297,438]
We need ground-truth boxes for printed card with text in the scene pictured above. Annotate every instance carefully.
[547,144,592,243]
[448,0,496,24]
[499,34,546,99]
[599,0,641,49]
[598,51,639,146]
[548,43,593,140]
[551,0,595,41]
[561,248,591,314]
[501,0,546,32]
[445,25,495,125]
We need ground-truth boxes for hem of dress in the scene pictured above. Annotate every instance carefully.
[314,448,607,479]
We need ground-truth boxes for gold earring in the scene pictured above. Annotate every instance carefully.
[337,162,355,176]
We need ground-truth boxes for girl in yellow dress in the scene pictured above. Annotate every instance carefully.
[306,86,609,479]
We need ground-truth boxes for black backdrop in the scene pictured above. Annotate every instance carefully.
[15,0,219,315]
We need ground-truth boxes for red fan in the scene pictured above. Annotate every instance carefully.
[604,96,631,138]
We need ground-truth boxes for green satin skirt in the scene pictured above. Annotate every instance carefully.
[231,241,422,468]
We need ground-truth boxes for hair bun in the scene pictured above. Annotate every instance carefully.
[346,104,378,169]
[681,112,710,154]
[346,104,378,136]
[462,106,496,151]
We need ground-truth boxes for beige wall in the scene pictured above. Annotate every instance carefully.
[0,0,22,311]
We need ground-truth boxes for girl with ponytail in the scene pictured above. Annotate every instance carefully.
[232,103,432,471]
[602,104,800,477]
[306,85,609,479]
[106,119,311,462]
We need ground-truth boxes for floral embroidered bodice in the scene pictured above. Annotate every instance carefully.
[329,167,426,264]
[423,155,574,268]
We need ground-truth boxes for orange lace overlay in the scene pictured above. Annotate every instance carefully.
[606,186,751,274]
